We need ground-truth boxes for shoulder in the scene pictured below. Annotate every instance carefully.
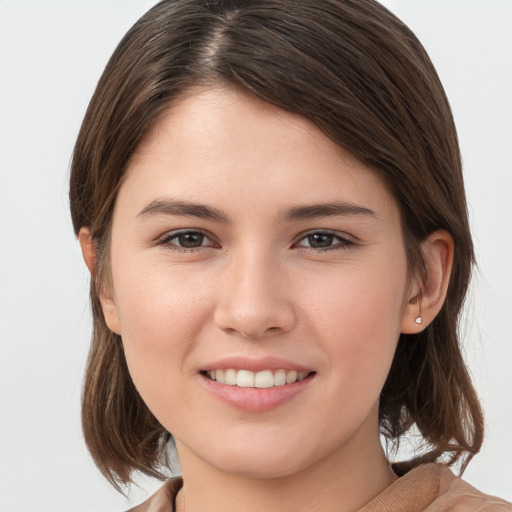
[123,467,510,512]
[361,463,511,511]
[126,477,182,512]
[423,466,511,512]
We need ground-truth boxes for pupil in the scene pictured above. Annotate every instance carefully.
[309,233,333,248]
[179,232,204,248]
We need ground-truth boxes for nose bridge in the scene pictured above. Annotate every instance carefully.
[214,244,295,338]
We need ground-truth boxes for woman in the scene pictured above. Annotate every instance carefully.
[70,0,511,510]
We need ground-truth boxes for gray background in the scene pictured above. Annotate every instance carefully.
[0,1,511,510]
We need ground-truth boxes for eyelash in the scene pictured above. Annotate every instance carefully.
[156,229,219,253]
[294,230,355,251]
[156,229,356,252]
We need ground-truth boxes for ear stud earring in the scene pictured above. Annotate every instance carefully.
[414,300,422,324]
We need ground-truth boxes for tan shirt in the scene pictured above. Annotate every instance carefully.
[128,463,511,512]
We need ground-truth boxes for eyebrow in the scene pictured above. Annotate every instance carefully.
[137,199,232,223]
[281,201,376,221]
[137,199,376,223]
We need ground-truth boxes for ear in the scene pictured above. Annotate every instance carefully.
[78,227,122,335]
[78,227,96,273]
[401,230,454,334]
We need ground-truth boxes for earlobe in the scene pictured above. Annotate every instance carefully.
[78,227,122,335]
[100,298,123,335]
[401,230,454,334]
[78,228,96,273]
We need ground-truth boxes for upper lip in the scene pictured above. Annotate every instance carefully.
[201,356,313,373]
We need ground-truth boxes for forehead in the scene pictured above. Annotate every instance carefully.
[130,84,342,171]
[120,85,398,221]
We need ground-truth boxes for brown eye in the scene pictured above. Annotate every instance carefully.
[159,230,216,250]
[295,231,354,250]
[307,233,334,248]
[176,232,205,248]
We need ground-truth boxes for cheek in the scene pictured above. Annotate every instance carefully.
[111,260,213,399]
[115,253,213,325]
[303,258,407,386]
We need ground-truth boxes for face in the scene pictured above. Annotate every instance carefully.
[103,86,412,479]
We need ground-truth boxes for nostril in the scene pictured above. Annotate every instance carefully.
[222,325,280,339]
[213,299,296,339]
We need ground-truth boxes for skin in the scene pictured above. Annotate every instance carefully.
[80,85,453,512]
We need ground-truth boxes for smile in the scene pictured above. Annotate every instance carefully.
[205,369,310,388]
[200,362,316,412]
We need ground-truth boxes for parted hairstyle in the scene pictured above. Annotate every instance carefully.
[70,0,483,489]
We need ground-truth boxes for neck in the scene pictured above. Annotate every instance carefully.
[175,424,396,512]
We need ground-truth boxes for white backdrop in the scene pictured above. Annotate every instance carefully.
[0,1,510,510]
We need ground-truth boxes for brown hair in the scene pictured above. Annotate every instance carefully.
[70,0,483,488]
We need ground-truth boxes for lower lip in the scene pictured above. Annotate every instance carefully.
[199,373,315,412]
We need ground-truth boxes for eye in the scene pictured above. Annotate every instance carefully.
[295,231,354,250]
[158,230,218,250]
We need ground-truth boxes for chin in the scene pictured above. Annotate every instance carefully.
[215,456,308,480]
[196,435,319,480]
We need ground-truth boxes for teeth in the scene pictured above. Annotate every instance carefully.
[237,369,255,388]
[206,368,310,388]
[254,370,274,388]
[286,370,298,384]
[225,369,237,385]
[274,369,286,386]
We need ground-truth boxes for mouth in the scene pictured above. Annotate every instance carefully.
[201,369,314,388]
[199,361,316,412]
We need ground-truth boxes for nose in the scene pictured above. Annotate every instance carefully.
[213,249,296,339]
